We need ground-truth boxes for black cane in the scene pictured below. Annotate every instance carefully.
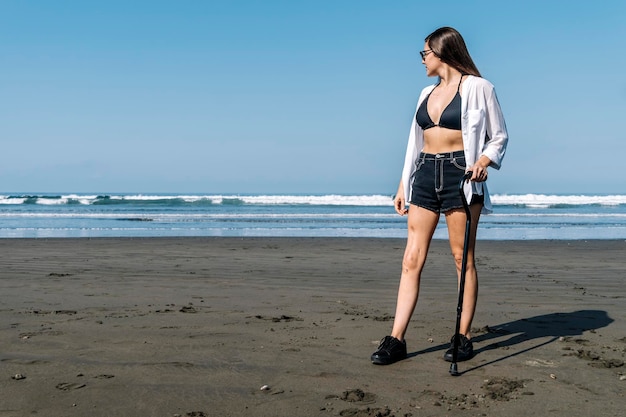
[449,171,473,376]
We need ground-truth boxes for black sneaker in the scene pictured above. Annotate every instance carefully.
[444,334,474,362]
[371,336,407,365]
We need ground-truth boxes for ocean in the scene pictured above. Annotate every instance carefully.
[1,193,626,240]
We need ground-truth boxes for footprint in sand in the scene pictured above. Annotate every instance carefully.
[339,388,376,404]
[569,349,625,369]
[524,359,556,368]
[482,377,529,400]
[338,407,391,417]
[55,382,86,391]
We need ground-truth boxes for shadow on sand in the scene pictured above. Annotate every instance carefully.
[408,309,614,375]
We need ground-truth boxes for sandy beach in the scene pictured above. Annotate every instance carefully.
[0,237,624,417]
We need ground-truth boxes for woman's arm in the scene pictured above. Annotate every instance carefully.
[394,181,408,215]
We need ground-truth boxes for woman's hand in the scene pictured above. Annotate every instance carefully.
[394,182,408,216]
[470,156,492,183]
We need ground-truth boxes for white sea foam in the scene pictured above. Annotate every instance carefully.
[0,194,396,206]
[1,193,626,207]
[491,194,626,206]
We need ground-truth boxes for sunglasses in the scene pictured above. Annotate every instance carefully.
[419,49,434,59]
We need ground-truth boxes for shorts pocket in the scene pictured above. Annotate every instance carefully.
[451,157,466,171]
[414,155,425,172]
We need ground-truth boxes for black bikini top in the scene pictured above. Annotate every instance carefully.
[416,76,463,131]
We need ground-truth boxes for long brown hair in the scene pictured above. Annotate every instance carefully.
[425,27,481,77]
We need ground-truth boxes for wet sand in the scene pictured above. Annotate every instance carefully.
[0,237,624,416]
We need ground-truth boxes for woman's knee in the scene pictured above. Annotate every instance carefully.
[402,254,418,272]
[402,246,427,272]
[451,250,476,272]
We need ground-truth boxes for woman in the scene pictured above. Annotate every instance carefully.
[371,27,508,365]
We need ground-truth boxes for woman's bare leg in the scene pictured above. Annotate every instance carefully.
[390,205,440,341]
[444,203,482,338]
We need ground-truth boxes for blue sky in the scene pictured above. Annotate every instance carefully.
[2,0,625,195]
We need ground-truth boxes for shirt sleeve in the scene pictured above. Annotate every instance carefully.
[401,87,432,202]
[480,85,508,170]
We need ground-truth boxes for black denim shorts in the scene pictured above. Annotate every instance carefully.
[409,151,483,213]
